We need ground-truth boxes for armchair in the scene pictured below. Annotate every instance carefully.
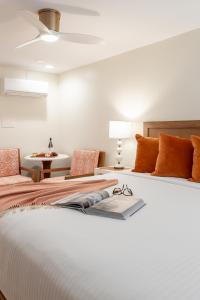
[0,148,36,185]
[41,149,105,182]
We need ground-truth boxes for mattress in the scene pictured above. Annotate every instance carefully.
[1,172,200,300]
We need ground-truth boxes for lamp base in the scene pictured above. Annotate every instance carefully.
[114,165,124,170]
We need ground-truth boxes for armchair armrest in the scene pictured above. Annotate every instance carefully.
[40,167,71,180]
[21,166,35,175]
[41,167,70,174]
[21,166,40,182]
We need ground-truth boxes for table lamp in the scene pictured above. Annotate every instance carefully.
[109,121,132,169]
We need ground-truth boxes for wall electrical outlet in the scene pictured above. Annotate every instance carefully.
[1,120,16,128]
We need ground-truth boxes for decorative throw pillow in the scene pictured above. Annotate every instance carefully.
[152,133,193,178]
[190,135,200,182]
[133,134,159,173]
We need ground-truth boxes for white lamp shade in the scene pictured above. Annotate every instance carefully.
[109,121,132,139]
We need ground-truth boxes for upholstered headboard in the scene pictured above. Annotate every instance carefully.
[143,121,200,138]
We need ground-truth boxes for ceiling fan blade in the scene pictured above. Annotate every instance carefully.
[19,10,50,34]
[40,1,100,16]
[16,36,41,49]
[58,32,103,45]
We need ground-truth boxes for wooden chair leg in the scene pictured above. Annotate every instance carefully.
[0,290,6,300]
[31,167,41,182]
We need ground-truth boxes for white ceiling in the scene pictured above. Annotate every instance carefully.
[0,0,200,74]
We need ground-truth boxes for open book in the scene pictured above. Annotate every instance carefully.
[52,190,145,220]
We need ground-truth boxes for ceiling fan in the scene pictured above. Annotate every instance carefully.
[16,7,103,49]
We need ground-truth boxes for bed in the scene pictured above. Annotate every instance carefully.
[1,120,200,300]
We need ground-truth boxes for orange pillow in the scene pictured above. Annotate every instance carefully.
[133,134,159,173]
[191,135,200,182]
[152,133,193,178]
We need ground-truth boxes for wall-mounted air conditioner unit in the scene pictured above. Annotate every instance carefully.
[2,78,48,97]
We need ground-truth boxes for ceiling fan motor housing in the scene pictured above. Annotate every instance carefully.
[38,9,61,32]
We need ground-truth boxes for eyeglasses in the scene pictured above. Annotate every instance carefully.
[113,184,133,196]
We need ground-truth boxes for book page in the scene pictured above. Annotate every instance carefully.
[92,195,139,213]
[53,190,110,209]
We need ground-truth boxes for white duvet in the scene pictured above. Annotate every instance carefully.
[1,172,200,300]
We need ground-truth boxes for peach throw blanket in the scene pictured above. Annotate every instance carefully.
[0,179,118,213]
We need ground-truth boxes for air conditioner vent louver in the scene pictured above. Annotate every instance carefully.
[2,78,48,97]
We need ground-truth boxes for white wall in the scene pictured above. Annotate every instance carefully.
[1,29,200,168]
[0,66,62,168]
[58,29,200,166]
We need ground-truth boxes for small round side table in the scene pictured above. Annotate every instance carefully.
[24,154,69,179]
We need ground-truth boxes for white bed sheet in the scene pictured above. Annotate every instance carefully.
[1,172,200,300]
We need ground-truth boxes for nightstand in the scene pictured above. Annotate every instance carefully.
[95,166,132,175]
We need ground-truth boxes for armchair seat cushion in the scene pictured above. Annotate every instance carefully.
[0,175,32,186]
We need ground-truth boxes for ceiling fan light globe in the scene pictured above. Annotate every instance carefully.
[41,34,58,42]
